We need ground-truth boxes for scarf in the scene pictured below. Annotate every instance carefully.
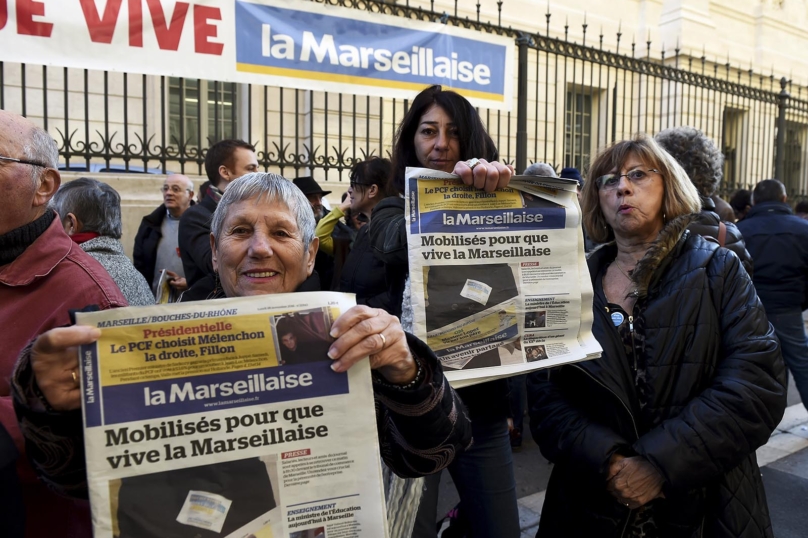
[0,210,56,266]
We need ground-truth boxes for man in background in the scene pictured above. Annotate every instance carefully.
[134,174,195,293]
[293,176,335,289]
[179,140,258,298]
[293,176,331,222]
[737,179,808,411]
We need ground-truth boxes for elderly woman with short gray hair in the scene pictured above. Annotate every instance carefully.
[11,172,471,535]
[50,177,154,306]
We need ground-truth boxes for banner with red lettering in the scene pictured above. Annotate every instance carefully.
[0,0,514,109]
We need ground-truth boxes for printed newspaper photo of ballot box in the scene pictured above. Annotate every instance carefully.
[406,168,601,387]
[75,292,389,538]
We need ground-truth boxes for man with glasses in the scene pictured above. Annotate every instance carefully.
[0,110,126,538]
[133,174,195,294]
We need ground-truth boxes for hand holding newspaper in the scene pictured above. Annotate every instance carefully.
[405,167,601,388]
[76,292,388,538]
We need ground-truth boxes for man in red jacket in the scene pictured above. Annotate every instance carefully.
[0,110,127,537]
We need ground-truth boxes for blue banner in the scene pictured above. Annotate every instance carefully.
[235,1,511,104]
[417,207,567,234]
[98,362,347,426]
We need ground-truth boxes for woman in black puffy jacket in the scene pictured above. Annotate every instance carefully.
[528,134,786,538]
[336,157,400,314]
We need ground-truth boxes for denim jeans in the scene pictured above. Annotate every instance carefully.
[767,309,808,409]
[411,414,520,538]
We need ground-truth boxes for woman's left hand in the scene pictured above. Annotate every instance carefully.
[328,306,418,385]
[453,159,514,192]
[606,456,666,509]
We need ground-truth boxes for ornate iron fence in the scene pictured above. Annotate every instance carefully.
[1,0,807,200]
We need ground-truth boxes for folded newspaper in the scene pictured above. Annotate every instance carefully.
[405,167,601,388]
[154,269,179,304]
[76,292,388,538]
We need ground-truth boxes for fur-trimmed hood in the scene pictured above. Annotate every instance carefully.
[589,213,702,298]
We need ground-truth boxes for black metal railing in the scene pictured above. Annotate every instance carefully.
[1,0,806,201]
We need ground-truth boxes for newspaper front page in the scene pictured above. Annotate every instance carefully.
[76,292,388,538]
[405,168,601,387]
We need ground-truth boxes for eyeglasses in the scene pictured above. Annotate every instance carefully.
[0,155,50,168]
[161,185,192,194]
[596,168,659,191]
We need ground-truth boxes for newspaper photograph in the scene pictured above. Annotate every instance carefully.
[405,167,601,386]
[76,292,388,538]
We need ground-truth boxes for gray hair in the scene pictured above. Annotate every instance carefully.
[210,173,315,248]
[22,125,59,185]
[523,162,557,177]
[50,177,122,238]
[655,127,723,198]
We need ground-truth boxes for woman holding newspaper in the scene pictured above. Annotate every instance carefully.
[10,173,472,535]
[527,134,786,537]
[368,84,520,538]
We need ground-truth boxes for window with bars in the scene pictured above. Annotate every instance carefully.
[168,78,238,147]
[782,121,806,195]
[721,108,744,189]
[564,90,592,172]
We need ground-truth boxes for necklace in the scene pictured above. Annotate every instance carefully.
[613,259,634,281]
[611,260,640,298]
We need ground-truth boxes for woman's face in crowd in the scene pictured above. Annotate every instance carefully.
[598,153,665,241]
[349,184,377,215]
[413,104,460,173]
[211,197,317,297]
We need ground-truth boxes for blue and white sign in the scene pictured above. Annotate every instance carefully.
[2,0,514,110]
[235,0,514,109]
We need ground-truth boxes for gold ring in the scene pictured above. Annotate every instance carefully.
[378,333,386,347]
[465,158,480,171]
[71,370,79,387]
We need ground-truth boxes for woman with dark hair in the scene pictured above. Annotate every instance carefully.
[329,157,401,314]
[389,84,502,194]
[369,85,518,538]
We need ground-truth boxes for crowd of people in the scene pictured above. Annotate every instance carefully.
[0,81,804,538]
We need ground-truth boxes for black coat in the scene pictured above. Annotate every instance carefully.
[687,198,754,277]
[133,204,166,284]
[528,215,786,538]
[736,201,808,313]
[133,202,195,285]
[338,225,402,316]
[179,194,217,287]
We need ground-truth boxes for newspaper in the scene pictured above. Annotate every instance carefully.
[76,292,388,538]
[405,167,601,388]
[154,269,179,304]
